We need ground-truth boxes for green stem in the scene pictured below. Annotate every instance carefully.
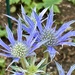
[20,57,26,70]
[43,52,49,72]
[20,57,29,75]
[6,0,12,30]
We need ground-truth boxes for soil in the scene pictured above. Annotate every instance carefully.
[1,0,75,75]
[0,0,7,26]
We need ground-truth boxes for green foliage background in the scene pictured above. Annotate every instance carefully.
[10,0,62,14]
[68,0,75,4]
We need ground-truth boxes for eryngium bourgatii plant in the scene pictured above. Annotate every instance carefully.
[1,5,75,75]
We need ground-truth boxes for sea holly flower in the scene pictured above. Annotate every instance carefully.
[21,56,46,75]
[55,61,75,75]
[11,56,46,75]
[29,6,75,61]
[21,5,48,34]
[0,19,48,69]
[4,5,48,34]
[21,5,48,21]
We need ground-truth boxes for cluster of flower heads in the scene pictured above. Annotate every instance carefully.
[0,5,75,75]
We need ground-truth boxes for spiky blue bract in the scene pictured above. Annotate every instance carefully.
[5,5,48,34]
[55,61,65,75]
[55,61,75,75]
[0,18,47,69]
[23,6,75,61]
[13,72,24,75]
[67,64,75,75]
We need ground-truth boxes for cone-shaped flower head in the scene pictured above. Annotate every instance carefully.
[40,28,57,46]
[10,42,28,58]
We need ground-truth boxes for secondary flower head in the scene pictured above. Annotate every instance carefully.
[21,6,75,61]
[5,5,48,34]
[0,18,47,69]
[22,56,45,75]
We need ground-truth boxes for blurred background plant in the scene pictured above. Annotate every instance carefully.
[0,26,6,38]
[0,58,5,75]
[68,0,75,4]
[1,0,75,75]
[10,0,62,14]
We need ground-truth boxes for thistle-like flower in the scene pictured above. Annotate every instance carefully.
[5,5,48,34]
[55,61,75,75]
[10,56,46,75]
[21,7,75,60]
[30,6,75,61]
[21,56,46,75]
[0,18,47,69]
